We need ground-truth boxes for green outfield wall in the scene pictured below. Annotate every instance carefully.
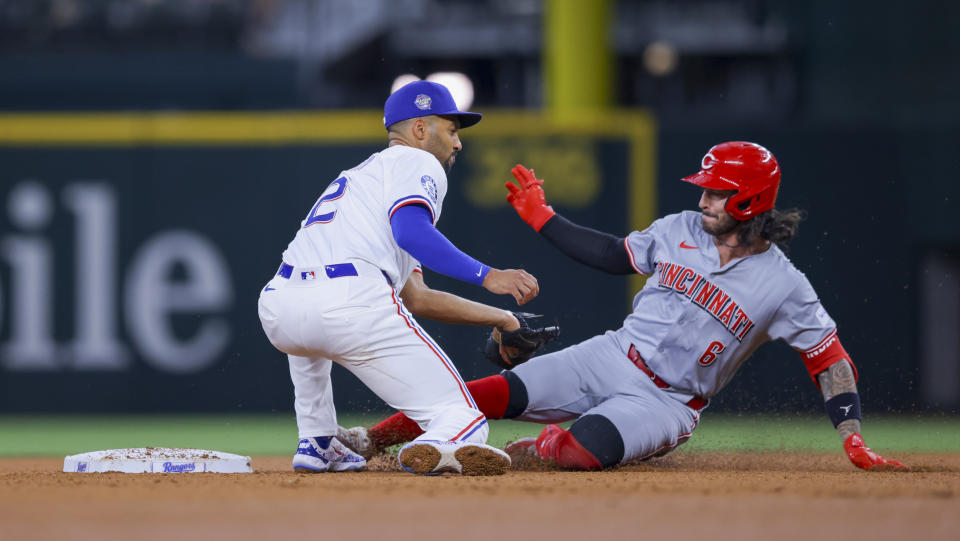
[0,110,655,414]
[0,111,956,414]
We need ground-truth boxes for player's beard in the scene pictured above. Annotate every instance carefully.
[701,211,740,237]
[443,152,457,173]
[425,133,456,173]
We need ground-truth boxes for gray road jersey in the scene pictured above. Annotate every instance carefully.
[612,211,837,399]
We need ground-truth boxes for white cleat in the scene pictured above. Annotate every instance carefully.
[292,436,367,473]
[398,440,511,476]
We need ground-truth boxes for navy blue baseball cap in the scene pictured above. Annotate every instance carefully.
[383,80,482,130]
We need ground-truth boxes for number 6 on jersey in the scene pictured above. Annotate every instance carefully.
[698,341,725,366]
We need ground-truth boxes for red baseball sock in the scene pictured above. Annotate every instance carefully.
[368,412,421,450]
[535,424,603,470]
[466,374,510,419]
[368,375,512,448]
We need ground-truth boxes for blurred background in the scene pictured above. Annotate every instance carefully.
[1,0,958,419]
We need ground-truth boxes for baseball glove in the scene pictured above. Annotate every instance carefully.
[485,312,560,370]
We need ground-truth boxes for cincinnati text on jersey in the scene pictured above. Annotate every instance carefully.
[655,261,755,341]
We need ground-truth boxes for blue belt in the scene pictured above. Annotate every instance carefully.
[277,262,358,280]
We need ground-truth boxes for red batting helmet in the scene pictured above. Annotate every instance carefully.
[682,141,781,221]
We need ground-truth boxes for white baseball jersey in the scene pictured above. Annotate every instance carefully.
[259,144,489,448]
[614,210,837,399]
[281,145,447,289]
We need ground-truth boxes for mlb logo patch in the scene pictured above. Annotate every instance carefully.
[414,94,432,110]
[301,271,317,281]
[420,175,438,203]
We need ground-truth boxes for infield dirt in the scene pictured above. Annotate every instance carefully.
[1,452,957,541]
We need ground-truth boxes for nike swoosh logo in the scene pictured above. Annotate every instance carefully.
[475,267,483,277]
[263,285,276,292]
[680,241,698,249]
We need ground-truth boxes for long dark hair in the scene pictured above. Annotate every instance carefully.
[737,208,807,248]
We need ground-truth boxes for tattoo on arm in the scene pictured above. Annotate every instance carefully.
[818,360,861,440]
[835,419,860,441]
[818,360,857,400]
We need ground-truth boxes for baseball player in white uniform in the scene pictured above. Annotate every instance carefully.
[257,80,539,475]
[338,142,905,472]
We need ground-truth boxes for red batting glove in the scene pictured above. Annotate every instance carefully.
[506,164,556,232]
[843,433,906,471]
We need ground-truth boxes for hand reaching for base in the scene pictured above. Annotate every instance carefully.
[844,434,906,471]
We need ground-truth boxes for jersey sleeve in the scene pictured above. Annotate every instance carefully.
[768,277,857,385]
[622,218,663,275]
[386,149,448,225]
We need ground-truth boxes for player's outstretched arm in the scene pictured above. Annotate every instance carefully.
[817,360,906,471]
[506,164,634,275]
[392,204,539,305]
[398,271,522,330]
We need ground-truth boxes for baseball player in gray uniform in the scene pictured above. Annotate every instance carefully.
[338,141,905,472]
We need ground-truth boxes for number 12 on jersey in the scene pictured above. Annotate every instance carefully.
[304,177,347,227]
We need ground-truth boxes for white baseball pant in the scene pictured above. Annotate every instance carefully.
[257,261,488,444]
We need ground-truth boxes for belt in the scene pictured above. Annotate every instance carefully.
[627,344,707,411]
[276,261,394,286]
[277,262,358,280]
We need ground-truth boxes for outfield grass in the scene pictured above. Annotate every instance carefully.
[0,413,957,457]
[685,414,960,452]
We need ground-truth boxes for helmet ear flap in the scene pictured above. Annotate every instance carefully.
[725,191,764,221]
[724,192,753,221]
[726,182,778,221]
